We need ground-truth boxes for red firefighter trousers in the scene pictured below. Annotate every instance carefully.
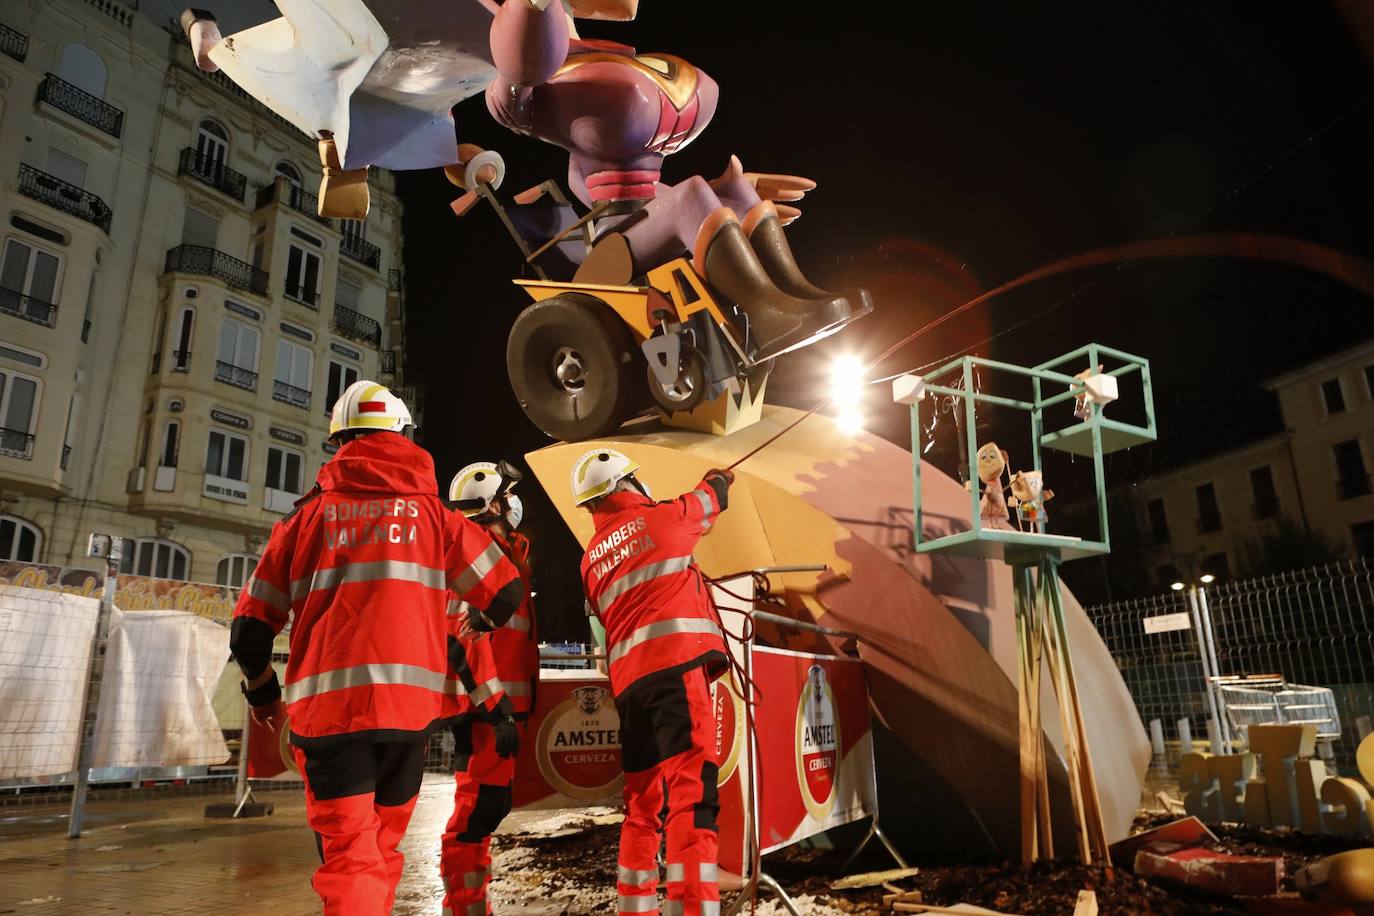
[440,718,523,916]
[292,739,426,916]
[616,665,721,916]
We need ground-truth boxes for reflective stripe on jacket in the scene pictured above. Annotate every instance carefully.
[580,475,729,697]
[445,528,539,717]
[231,432,523,741]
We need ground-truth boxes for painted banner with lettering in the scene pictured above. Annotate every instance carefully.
[752,647,877,854]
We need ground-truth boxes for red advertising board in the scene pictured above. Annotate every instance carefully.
[750,647,877,854]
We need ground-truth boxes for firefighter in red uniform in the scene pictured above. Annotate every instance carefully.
[229,382,527,916]
[573,448,732,916]
[439,460,540,916]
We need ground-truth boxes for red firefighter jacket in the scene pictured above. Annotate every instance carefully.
[446,529,539,718]
[580,474,729,698]
[229,432,525,745]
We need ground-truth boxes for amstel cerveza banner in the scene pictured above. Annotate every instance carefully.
[752,647,876,854]
[512,670,625,809]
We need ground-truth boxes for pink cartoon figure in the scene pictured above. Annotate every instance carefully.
[485,0,869,360]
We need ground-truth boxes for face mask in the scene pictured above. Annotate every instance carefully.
[504,493,524,530]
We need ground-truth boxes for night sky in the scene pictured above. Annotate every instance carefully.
[396,2,1374,634]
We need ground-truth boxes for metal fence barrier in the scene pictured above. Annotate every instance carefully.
[1086,558,1374,773]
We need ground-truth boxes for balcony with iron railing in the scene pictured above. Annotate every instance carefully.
[334,305,381,347]
[215,361,257,392]
[380,350,397,375]
[37,73,124,139]
[1148,524,1170,547]
[1337,473,1372,501]
[388,268,403,291]
[0,428,35,460]
[273,380,311,410]
[1,22,27,62]
[171,350,191,372]
[164,245,269,297]
[340,234,381,270]
[0,287,57,328]
[178,148,247,203]
[256,177,330,225]
[18,163,113,233]
[1251,498,1281,521]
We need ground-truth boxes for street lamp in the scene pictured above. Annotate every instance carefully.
[1172,573,1228,753]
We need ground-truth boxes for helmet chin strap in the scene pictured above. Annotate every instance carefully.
[626,475,652,500]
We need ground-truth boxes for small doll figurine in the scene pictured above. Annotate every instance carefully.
[1008,470,1055,531]
[968,442,1016,530]
[1073,364,1104,420]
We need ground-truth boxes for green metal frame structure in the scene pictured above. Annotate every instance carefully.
[906,342,1156,563]
[898,341,1156,865]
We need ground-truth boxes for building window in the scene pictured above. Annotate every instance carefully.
[1,238,61,323]
[173,307,194,371]
[1146,498,1169,546]
[1195,482,1222,533]
[341,219,366,244]
[0,514,41,562]
[181,207,219,249]
[1353,521,1374,558]
[195,120,229,170]
[285,244,321,306]
[273,340,312,408]
[274,162,302,186]
[45,148,88,189]
[216,554,258,588]
[121,538,190,580]
[336,277,361,312]
[326,360,359,414]
[1158,563,1180,591]
[0,369,40,459]
[57,43,107,98]
[266,445,304,495]
[216,318,259,390]
[1321,378,1346,415]
[1249,466,1279,520]
[1333,440,1371,500]
[159,420,179,468]
[206,429,249,483]
[1202,552,1230,583]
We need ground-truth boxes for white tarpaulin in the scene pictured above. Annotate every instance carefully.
[91,609,231,769]
[0,585,100,779]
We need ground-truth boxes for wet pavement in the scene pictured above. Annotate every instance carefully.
[0,775,611,915]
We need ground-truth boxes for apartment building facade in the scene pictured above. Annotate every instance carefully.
[1136,339,1374,586]
[0,0,417,584]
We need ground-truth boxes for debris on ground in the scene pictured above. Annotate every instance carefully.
[1135,846,1285,897]
[832,867,921,889]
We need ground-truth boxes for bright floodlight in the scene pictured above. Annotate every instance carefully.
[1170,581,1185,592]
[831,355,865,411]
[837,411,864,436]
[1199,574,1215,584]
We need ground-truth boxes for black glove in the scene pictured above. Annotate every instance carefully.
[240,671,281,707]
[492,714,520,759]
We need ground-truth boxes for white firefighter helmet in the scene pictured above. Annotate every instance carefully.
[449,460,524,527]
[328,380,412,439]
[571,448,641,506]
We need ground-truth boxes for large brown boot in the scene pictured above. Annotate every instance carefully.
[318,136,370,220]
[694,208,852,361]
[743,201,834,300]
